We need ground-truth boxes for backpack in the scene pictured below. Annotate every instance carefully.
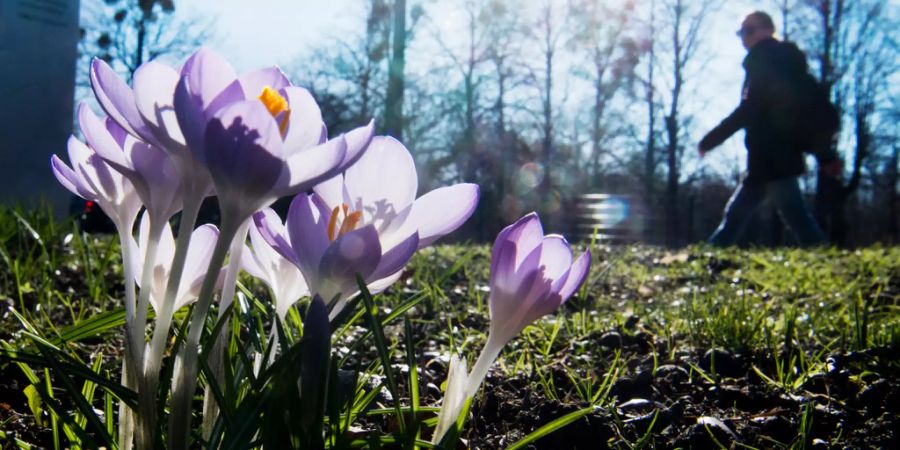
[791,69,840,154]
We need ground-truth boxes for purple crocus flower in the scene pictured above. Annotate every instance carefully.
[50,134,142,233]
[312,136,478,291]
[255,136,479,319]
[90,48,375,222]
[170,47,375,221]
[254,195,419,320]
[77,103,184,226]
[465,212,591,398]
[241,208,309,321]
[91,57,214,206]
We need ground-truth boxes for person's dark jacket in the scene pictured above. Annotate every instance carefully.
[699,37,837,184]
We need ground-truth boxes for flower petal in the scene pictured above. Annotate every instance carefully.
[50,154,90,199]
[90,58,151,141]
[339,120,376,167]
[133,60,184,146]
[538,235,573,283]
[177,224,219,308]
[310,174,345,210]
[490,212,543,277]
[343,136,417,215]
[407,183,479,247]
[180,47,238,113]
[204,100,284,201]
[253,209,299,266]
[281,86,324,152]
[78,103,131,171]
[371,231,419,281]
[240,67,291,100]
[285,194,331,281]
[276,135,347,197]
[244,208,281,281]
[554,250,591,302]
[366,270,404,295]
[173,76,208,158]
[318,224,382,300]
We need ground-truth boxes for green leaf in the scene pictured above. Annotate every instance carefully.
[405,316,420,444]
[357,274,407,436]
[0,347,138,408]
[49,307,155,346]
[35,343,117,449]
[23,384,44,427]
[504,406,599,450]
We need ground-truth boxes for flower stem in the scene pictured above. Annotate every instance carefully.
[116,218,137,450]
[167,216,243,450]
[132,217,165,450]
[465,333,505,399]
[201,226,247,438]
[138,192,203,449]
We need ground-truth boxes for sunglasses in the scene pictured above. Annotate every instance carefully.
[736,25,759,37]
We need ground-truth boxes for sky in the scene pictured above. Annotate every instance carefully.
[118,0,787,181]
[181,0,358,72]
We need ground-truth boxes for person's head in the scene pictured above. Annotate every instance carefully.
[737,11,775,50]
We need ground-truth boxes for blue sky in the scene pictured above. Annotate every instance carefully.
[182,0,358,72]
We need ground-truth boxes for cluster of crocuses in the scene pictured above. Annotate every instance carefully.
[51,47,590,449]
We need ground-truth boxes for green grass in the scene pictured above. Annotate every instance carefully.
[1,205,898,448]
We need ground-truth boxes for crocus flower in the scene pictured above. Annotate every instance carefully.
[91,47,375,224]
[77,103,184,226]
[256,136,479,319]
[466,212,591,398]
[171,47,375,222]
[254,195,419,320]
[134,213,221,315]
[51,129,145,449]
[91,57,214,207]
[50,135,142,233]
[156,49,376,449]
[241,208,309,321]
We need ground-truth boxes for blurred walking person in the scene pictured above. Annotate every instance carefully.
[698,11,841,247]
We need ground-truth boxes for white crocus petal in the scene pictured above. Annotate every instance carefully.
[135,212,221,314]
[432,354,470,444]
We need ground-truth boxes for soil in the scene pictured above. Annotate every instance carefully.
[1,246,898,449]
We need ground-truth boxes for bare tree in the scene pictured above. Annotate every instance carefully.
[79,0,211,83]
[520,0,571,214]
[569,0,641,186]
[288,0,392,134]
[652,0,718,245]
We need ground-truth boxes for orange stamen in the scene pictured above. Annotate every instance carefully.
[258,86,291,136]
[327,205,341,241]
[326,203,364,241]
[338,211,363,237]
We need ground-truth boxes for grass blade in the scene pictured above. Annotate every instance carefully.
[357,274,407,437]
[504,406,599,450]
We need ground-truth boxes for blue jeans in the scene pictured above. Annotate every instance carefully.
[709,177,827,247]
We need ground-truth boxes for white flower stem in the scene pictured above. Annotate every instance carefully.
[465,333,505,399]
[136,193,203,449]
[167,216,243,450]
[115,217,137,450]
[131,218,165,450]
[117,363,135,450]
[201,226,247,438]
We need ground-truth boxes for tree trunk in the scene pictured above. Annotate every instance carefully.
[383,0,406,139]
